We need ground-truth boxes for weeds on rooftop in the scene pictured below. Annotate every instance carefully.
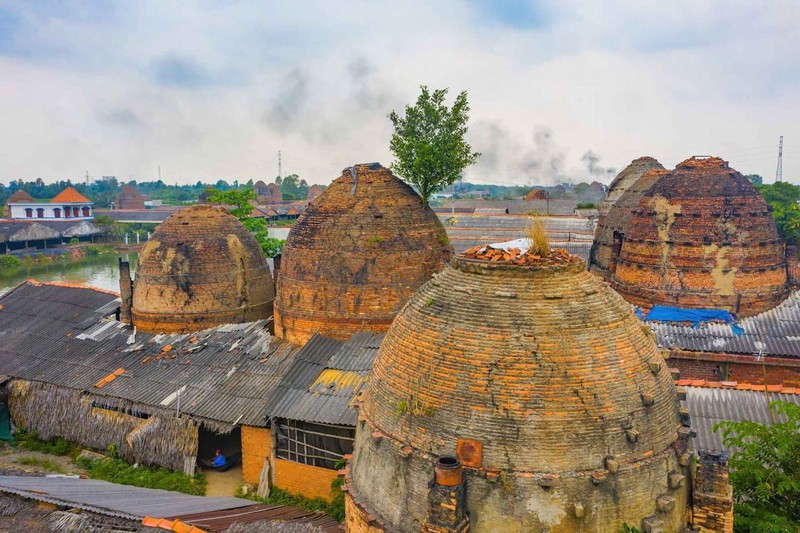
[525,214,550,257]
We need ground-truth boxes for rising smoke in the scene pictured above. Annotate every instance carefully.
[581,150,616,180]
[468,121,567,185]
[262,69,309,132]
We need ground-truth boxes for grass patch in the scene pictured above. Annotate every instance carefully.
[525,214,551,257]
[84,244,113,256]
[75,456,207,496]
[15,456,65,474]
[237,485,344,522]
[14,430,80,458]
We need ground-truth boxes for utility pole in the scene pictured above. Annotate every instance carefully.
[278,150,282,179]
[776,136,784,182]
[158,165,162,181]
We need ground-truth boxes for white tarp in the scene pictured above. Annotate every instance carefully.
[484,238,531,255]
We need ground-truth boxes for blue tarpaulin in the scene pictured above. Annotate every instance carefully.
[644,306,737,327]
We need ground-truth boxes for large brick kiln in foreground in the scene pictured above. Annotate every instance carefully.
[610,156,788,316]
[345,251,690,532]
[128,204,275,333]
[274,163,452,345]
[590,156,666,279]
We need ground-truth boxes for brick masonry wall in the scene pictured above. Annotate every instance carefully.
[591,158,666,278]
[610,157,789,318]
[132,205,275,334]
[345,492,387,533]
[274,458,339,501]
[241,425,271,485]
[274,164,451,345]
[691,453,734,533]
[669,350,800,388]
[348,256,690,531]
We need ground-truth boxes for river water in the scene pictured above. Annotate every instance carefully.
[0,227,291,297]
[0,251,139,296]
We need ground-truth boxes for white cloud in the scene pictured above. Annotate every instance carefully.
[0,0,798,185]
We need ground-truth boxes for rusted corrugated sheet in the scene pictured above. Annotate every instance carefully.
[650,291,800,357]
[685,386,800,454]
[0,281,300,427]
[264,332,382,425]
[174,503,339,532]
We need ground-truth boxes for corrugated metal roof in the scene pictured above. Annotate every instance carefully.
[0,475,251,519]
[685,386,800,454]
[174,503,339,532]
[650,291,800,358]
[264,332,382,425]
[0,281,299,427]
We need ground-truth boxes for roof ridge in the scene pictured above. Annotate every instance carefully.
[676,378,799,395]
[34,279,120,297]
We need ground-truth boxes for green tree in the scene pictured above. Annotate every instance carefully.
[207,188,255,219]
[746,174,764,185]
[388,86,480,204]
[756,182,800,244]
[716,400,800,532]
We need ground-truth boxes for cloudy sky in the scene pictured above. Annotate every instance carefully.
[0,1,798,186]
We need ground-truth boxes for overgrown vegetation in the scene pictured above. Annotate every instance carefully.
[525,214,551,257]
[76,455,207,496]
[756,181,800,244]
[14,430,205,496]
[14,429,80,457]
[0,255,22,269]
[576,202,598,209]
[716,400,800,532]
[396,394,435,417]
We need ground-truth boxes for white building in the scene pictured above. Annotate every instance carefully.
[6,187,94,220]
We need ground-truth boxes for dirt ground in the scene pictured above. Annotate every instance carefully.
[201,464,243,497]
[0,443,82,476]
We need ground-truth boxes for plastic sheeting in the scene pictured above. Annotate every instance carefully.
[644,306,737,327]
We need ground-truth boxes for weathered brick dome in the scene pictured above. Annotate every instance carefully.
[274,163,452,346]
[347,253,688,532]
[132,205,275,333]
[590,157,666,279]
[611,156,788,316]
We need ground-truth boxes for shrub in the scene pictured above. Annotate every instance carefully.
[75,456,207,496]
[0,255,21,268]
[15,429,79,457]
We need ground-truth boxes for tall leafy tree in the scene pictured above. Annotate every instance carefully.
[207,188,255,219]
[716,401,800,531]
[756,182,800,244]
[388,86,480,204]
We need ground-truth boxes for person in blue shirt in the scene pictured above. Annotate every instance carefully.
[212,449,226,468]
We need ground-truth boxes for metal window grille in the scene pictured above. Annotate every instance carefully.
[276,420,354,470]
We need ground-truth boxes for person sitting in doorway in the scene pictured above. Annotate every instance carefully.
[212,449,227,468]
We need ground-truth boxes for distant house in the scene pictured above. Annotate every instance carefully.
[6,186,94,220]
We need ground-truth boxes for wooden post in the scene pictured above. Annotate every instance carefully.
[257,458,271,498]
[184,456,196,476]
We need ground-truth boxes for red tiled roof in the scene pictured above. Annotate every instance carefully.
[676,378,800,395]
[50,186,91,203]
